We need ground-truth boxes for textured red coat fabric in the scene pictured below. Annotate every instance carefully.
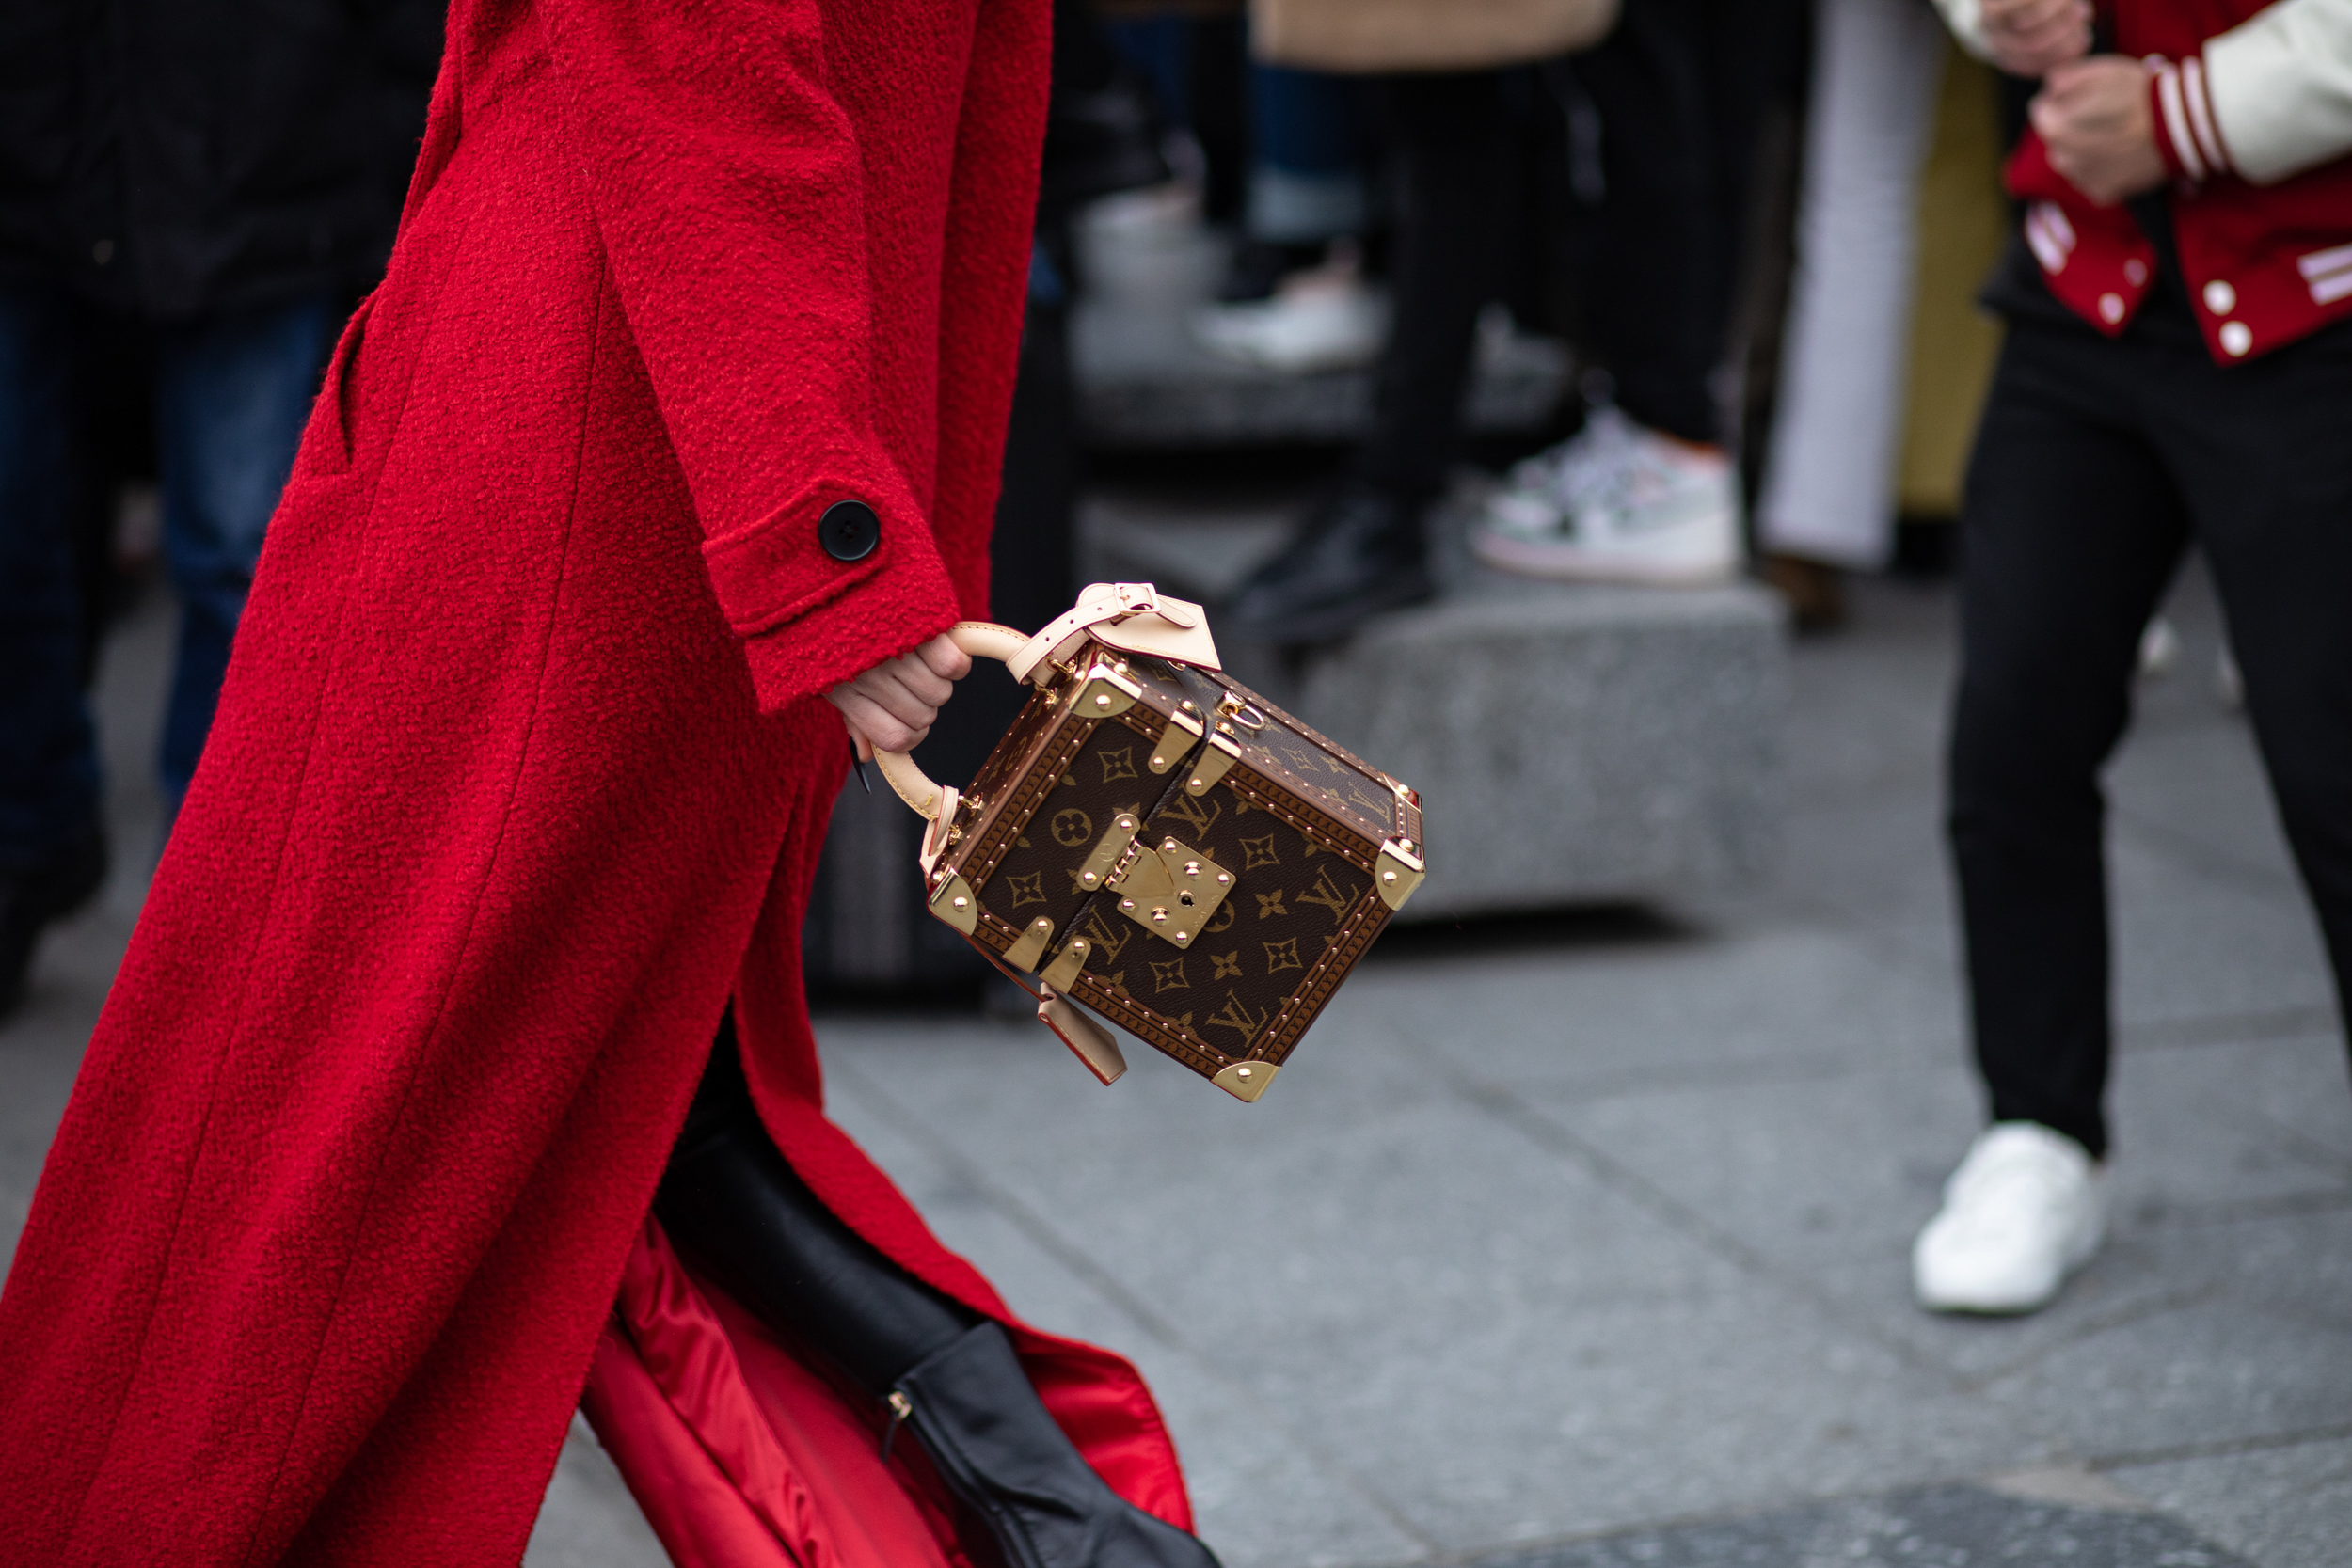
[0,0,1193,1561]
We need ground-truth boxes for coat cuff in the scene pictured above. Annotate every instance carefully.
[2149,54,2236,184]
[734,553,961,714]
[703,468,965,713]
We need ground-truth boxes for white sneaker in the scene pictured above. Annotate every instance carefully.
[1471,413,1740,585]
[1192,261,1387,373]
[1483,405,1640,532]
[1913,1122,2106,1315]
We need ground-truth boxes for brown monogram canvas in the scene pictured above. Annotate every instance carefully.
[923,637,1425,1101]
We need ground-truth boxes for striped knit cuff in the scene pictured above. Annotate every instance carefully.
[2149,53,2235,183]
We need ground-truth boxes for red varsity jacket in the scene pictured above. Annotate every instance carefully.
[2006,0,2352,362]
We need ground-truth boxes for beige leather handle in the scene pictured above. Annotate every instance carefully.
[871,622,1029,819]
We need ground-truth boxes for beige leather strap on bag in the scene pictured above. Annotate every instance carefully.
[1250,0,1619,73]
[869,584,1221,864]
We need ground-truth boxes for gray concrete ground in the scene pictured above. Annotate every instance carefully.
[7,546,2350,1568]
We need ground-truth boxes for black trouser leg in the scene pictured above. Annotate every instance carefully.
[656,1020,1218,1568]
[1567,0,1790,444]
[2159,324,2352,1040]
[1948,329,2190,1160]
[1357,71,1513,501]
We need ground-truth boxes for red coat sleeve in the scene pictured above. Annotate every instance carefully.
[535,0,968,710]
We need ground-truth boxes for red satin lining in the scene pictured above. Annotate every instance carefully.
[581,1215,959,1568]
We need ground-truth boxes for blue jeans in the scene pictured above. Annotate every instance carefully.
[0,285,334,864]
[1247,65,1371,244]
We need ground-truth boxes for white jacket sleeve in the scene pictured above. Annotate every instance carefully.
[1927,0,1994,62]
[2203,0,2352,183]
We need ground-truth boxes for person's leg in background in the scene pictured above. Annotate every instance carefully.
[1919,325,2189,1315]
[1192,63,1381,372]
[1472,0,1793,584]
[1227,71,1514,641]
[150,289,337,832]
[0,285,109,1018]
[1753,0,1949,625]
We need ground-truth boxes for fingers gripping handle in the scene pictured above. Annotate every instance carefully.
[870,622,1029,822]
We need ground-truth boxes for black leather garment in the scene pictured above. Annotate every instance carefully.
[1225,480,1436,646]
[898,1321,1220,1568]
[656,1025,1220,1568]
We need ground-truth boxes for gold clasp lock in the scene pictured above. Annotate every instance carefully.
[1110,835,1234,948]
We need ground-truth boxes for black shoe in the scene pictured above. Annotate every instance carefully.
[0,830,107,1021]
[897,1322,1221,1568]
[1225,482,1436,644]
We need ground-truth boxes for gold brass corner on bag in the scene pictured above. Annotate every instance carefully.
[1076,661,1143,721]
[1184,732,1242,796]
[928,873,980,933]
[1003,915,1056,972]
[1375,838,1426,911]
[1213,1060,1279,1102]
[1041,936,1092,991]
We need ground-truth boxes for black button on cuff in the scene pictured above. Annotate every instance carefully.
[818,499,882,562]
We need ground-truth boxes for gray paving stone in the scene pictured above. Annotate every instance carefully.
[1296,579,1787,918]
[818,1020,2040,1554]
[1979,1296,2352,1459]
[1470,1482,2247,1568]
[1359,923,1962,1099]
[521,1418,666,1568]
[2109,1435,2352,1568]
[821,1063,1433,1568]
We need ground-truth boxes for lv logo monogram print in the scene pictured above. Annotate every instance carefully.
[867,583,1427,1101]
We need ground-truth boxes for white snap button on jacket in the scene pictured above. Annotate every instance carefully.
[2219,320,2253,356]
[2203,279,2236,314]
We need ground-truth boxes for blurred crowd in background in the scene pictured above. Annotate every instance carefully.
[7,0,2045,1014]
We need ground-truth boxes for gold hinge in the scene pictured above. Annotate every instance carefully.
[1150,706,1204,773]
[1184,732,1242,796]
[1074,813,1141,895]
[1041,935,1091,991]
[1003,914,1055,972]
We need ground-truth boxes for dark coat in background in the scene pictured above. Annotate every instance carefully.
[0,0,442,319]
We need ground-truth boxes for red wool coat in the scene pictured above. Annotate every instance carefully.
[0,0,1193,1562]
